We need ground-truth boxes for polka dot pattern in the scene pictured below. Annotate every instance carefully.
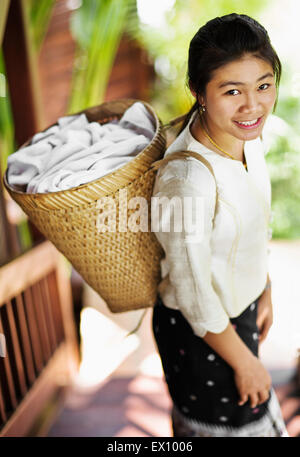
[153,292,272,430]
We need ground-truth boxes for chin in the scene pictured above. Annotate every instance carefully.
[241,130,262,141]
[230,125,264,141]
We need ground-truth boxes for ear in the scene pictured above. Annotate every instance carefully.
[188,82,197,99]
[190,88,197,99]
[188,85,204,105]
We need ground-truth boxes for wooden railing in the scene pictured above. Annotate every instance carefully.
[0,241,79,436]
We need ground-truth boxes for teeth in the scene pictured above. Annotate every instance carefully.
[237,118,258,126]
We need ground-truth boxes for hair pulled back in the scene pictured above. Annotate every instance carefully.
[180,13,282,133]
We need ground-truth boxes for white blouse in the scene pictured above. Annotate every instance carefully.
[152,112,272,337]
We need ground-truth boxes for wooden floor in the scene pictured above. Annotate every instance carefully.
[47,371,300,437]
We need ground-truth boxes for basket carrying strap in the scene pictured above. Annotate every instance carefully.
[125,308,148,338]
[151,150,218,222]
[127,151,219,337]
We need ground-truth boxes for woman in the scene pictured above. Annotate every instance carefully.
[152,13,289,437]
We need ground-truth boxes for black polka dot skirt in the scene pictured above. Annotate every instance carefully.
[152,293,288,437]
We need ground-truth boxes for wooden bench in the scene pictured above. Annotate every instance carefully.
[0,241,79,436]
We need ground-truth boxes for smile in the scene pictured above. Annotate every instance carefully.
[233,116,263,129]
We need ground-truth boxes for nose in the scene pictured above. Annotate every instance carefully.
[239,92,260,114]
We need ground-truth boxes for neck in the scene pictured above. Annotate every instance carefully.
[191,114,245,162]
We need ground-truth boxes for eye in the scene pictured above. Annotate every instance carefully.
[259,83,271,90]
[225,89,240,96]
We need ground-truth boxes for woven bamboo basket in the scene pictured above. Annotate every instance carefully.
[4,99,169,313]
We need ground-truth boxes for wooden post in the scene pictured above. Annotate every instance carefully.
[2,0,44,147]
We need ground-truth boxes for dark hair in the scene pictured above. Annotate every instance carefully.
[179,13,282,133]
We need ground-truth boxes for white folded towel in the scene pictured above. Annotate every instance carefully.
[7,102,155,193]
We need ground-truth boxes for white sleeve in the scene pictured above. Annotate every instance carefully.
[152,161,229,338]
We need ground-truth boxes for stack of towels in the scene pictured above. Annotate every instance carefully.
[7,102,155,193]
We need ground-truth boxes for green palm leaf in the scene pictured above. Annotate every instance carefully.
[68,0,137,112]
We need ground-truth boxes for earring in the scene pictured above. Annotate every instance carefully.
[200,104,206,113]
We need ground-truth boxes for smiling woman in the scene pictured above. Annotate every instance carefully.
[151,13,289,437]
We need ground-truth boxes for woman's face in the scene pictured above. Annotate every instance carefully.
[196,53,277,144]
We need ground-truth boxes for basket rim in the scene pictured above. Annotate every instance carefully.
[4,98,165,199]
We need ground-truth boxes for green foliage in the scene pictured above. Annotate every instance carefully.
[275,73,300,131]
[263,61,300,239]
[266,124,300,239]
[68,0,137,112]
[26,0,55,52]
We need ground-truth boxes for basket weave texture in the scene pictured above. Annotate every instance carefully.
[4,99,166,312]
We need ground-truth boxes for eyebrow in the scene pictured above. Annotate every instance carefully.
[218,72,274,89]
